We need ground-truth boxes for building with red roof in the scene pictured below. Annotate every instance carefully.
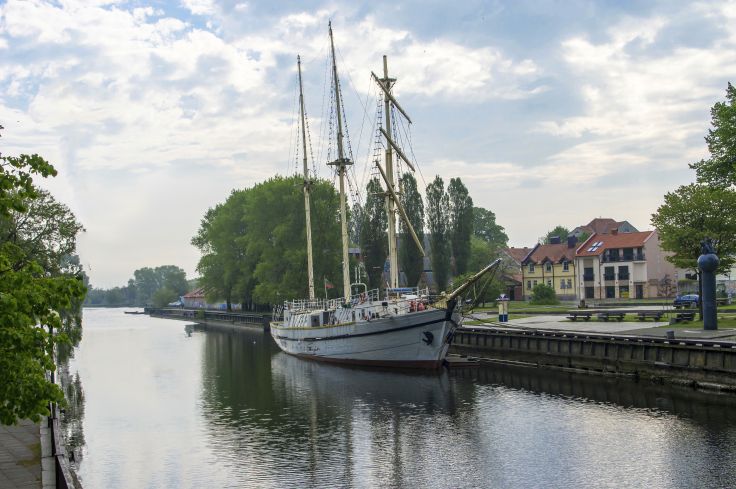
[575,229,677,300]
[521,236,579,300]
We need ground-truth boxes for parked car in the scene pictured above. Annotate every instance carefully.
[673,294,699,308]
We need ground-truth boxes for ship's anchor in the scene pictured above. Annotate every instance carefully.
[422,331,434,345]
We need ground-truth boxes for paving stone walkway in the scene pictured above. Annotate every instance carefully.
[0,419,42,488]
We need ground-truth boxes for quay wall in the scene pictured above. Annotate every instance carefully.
[145,307,271,332]
[450,327,736,391]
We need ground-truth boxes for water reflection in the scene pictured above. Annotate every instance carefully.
[72,311,736,488]
[452,362,736,426]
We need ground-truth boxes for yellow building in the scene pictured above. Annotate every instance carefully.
[521,239,578,301]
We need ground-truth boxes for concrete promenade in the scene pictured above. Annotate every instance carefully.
[468,310,736,340]
[0,420,41,488]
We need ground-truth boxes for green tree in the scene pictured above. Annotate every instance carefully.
[131,265,188,306]
[542,225,570,244]
[447,178,473,275]
[426,175,450,291]
[690,82,736,187]
[246,176,341,303]
[651,184,736,273]
[360,178,388,290]
[192,175,342,306]
[192,193,249,310]
[1,136,86,424]
[152,287,179,308]
[530,283,559,305]
[449,270,502,307]
[399,172,424,287]
[468,236,493,273]
[473,207,508,249]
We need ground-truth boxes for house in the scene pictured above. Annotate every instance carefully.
[502,247,533,300]
[575,230,676,300]
[182,287,207,308]
[570,218,638,239]
[521,237,578,301]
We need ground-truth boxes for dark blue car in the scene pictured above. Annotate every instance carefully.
[673,294,699,308]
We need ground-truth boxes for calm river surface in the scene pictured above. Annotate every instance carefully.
[67,308,736,488]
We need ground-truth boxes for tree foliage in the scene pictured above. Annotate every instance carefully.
[651,184,736,273]
[132,265,188,305]
[447,177,473,275]
[360,178,388,290]
[193,175,342,306]
[690,82,736,187]
[399,172,424,287]
[530,283,559,305]
[473,206,508,249]
[543,225,570,244]
[1,131,86,425]
[426,175,450,291]
[653,85,736,273]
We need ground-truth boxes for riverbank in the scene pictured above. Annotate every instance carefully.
[451,322,736,392]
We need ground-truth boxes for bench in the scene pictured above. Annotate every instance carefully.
[597,312,625,322]
[567,312,592,321]
[675,311,696,322]
[637,311,664,321]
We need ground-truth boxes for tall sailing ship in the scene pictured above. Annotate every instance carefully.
[270,23,499,368]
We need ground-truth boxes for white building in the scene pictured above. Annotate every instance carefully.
[575,230,678,300]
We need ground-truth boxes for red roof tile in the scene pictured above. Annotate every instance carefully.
[576,231,654,257]
[523,243,576,264]
[183,287,206,298]
[506,247,533,264]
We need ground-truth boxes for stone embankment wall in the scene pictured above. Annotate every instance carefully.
[146,308,271,331]
[451,328,736,391]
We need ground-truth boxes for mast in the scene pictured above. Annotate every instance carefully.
[380,56,399,289]
[327,21,352,301]
[298,55,315,300]
[373,58,426,282]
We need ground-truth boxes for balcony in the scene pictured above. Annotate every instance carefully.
[601,254,646,263]
[619,274,630,281]
[603,274,615,281]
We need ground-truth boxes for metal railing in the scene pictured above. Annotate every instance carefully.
[48,403,74,489]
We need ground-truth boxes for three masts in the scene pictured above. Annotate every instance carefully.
[270,23,500,368]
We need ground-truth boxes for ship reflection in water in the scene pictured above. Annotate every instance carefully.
[72,310,736,489]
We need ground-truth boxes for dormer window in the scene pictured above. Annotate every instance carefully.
[529,263,535,273]
[563,260,569,272]
[545,263,552,273]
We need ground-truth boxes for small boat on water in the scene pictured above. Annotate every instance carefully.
[270,23,499,369]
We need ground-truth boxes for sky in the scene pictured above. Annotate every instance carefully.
[2,0,736,288]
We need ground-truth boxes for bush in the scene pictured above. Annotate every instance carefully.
[151,287,178,308]
[530,284,559,305]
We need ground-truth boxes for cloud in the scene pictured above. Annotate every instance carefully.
[533,6,736,184]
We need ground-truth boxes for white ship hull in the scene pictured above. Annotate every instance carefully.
[270,307,459,369]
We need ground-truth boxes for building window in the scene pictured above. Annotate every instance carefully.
[545,263,552,273]
[618,265,629,281]
[529,263,535,273]
[604,266,615,281]
[527,280,532,290]
[605,286,616,298]
[562,260,569,272]
[567,279,572,288]
[619,285,630,298]
[583,267,594,281]
[560,279,566,289]
[585,286,595,299]
[533,280,538,287]
[547,279,552,287]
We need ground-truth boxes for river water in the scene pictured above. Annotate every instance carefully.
[66,308,736,488]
